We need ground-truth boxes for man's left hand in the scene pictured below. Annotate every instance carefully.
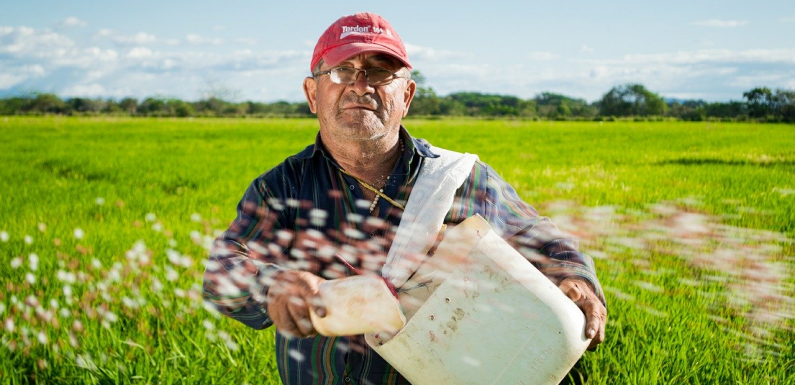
[558,278,606,349]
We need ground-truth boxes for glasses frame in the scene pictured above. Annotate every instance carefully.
[312,66,407,86]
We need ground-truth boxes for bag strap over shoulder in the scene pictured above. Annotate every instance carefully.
[382,146,478,288]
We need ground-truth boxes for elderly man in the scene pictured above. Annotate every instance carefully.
[204,12,606,385]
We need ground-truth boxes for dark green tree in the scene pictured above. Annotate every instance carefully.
[598,84,666,117]
[743,87,774,118]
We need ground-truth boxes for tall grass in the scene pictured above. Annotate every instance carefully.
[0,117,793,383]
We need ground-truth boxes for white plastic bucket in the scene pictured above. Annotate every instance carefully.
[365,215,590,385]
[309,274,405,336]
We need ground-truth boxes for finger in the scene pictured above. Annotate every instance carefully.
[584,302,607,349]
[296,272,326,317]
[271,303,301,338]
[559,280,583,302]
[585,305,601,343]
[268,295,301,337]
[287,295,315,337]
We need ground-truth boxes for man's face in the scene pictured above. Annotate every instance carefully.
[303,53,416,144]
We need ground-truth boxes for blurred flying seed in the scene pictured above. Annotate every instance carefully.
[74,228,84,239]
[288,349,305,362]
[95,197,105,205]
[24,235,33,244]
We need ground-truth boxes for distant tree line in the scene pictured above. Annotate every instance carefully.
[1,73,793,122]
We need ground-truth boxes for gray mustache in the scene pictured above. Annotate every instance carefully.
[342,95,379,109]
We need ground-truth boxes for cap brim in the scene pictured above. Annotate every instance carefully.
[322,42,412,69]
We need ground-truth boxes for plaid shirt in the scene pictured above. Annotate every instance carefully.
[203,126,604,385]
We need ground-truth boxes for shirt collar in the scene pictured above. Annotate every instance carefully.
[293,125,440,161]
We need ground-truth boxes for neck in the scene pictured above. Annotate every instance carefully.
[324,132,403,188]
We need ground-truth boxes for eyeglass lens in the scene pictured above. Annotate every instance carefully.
[331,67,394,85]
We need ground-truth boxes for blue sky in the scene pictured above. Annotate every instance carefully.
[1,1,794,102]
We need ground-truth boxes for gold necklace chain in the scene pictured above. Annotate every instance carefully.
[338,141,406,213]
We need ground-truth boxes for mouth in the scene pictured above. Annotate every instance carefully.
[342,102,378,111]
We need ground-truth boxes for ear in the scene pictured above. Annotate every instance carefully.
[303,77,318,114]
[401,79,417,118]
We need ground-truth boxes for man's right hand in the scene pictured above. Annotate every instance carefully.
[266,270,327,338]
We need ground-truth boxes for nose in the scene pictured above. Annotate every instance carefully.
[349,69,374,96]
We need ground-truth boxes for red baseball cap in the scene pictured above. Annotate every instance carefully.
[310,12,412,72]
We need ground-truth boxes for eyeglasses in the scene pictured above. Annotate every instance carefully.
[312,66,406,86]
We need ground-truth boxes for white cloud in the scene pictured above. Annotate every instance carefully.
[691,19,748,28]
[0,73,26,89]
[2,25,792,103]
[780,15,795,23]
[185,34,224,46]
[126,47,153,59]
[580,45,594,53]
[528,51,560,61]
[60,17,88,28]
[234,37,258,46]
[62,83,106,97]
[113,32,157,45]
[0,26,75,56]
[94,29,158,45]
[617,48,795,65]
[0,25,311,100]
[404,43,471,62]
[413,46,795,102]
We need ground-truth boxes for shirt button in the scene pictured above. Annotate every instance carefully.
[344,376,351,383]
[349,185,355,190]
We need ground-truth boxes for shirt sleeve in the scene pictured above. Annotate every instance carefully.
[202,176,290,330]
[449,161,606,306]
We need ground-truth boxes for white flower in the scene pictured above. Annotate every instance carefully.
[152,222,163,232]
[37,223,46,232]
[145,213,156,222]
[0,231,8,242]
[29,253,39,271]
[24,235,33,244]
[25,273,36,284]
[37,331,48,344]
[74,228,84,240]
[10,257,22,269]
[91,258,102,269]
[151,278,163,292]
[190,213,202,222]
[165,266,179,282]
[104,311,118,323]
[4,318,14,333]
[202,319,215,331]
[0,303,5,315]
[95,197,105,205]
[63,285,73,297]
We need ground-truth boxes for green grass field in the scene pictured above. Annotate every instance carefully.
[1,116,793,384]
